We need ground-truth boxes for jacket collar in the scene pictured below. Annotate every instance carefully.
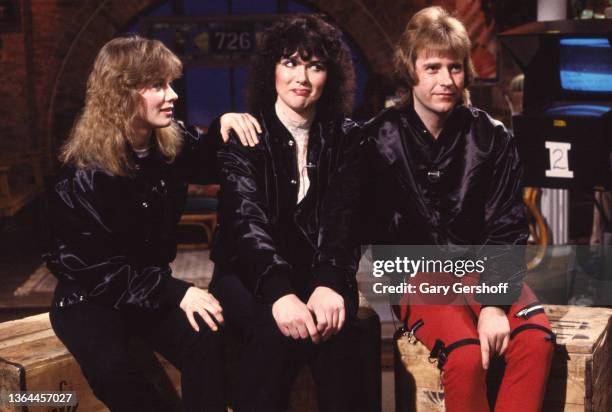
[259,107,331,151]
[402,103,469,146]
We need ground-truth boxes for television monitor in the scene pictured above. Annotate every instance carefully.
[559,37,612,93]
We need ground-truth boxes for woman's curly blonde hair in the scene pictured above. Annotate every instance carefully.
[60,35,183,176]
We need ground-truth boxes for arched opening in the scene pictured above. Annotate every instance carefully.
[48,0,384,156]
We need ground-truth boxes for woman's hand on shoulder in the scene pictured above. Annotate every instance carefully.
[220,113,262,147]
[179,286,224,332]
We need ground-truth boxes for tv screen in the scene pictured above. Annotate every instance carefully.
[559,38,612,93]
[544,103,612,117]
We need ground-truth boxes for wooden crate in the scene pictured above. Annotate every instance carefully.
[0,313,181,412]
[0,313,108,411]
[395,305,612,412]
[0,295,381,411]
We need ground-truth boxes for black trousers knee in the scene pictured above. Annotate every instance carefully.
[50,299,226,412]
[210,272,364,412]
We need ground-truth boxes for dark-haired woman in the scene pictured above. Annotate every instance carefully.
[209,15,364,412]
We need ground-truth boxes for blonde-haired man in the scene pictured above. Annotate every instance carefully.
[314,7,554,411]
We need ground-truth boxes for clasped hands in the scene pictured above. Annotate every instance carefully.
[272,286,346,344]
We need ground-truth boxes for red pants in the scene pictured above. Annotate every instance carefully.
[398,274,554,412]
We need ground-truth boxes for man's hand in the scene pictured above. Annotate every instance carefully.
[272,294,320,343]
[180,286,224,332]
[219,113,262,146]
[477,306,510,370]
[306,286,345,342]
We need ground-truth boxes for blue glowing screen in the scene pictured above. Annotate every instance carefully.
[545,104,612,117]
[560,38,612,93]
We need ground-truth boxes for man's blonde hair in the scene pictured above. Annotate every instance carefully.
[60,36,183,176]
[394,6,475,106]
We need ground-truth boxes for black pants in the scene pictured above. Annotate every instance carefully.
[210,272,363,412]
[50,299,226,412]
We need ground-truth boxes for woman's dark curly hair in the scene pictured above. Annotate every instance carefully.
[247,15,356,118]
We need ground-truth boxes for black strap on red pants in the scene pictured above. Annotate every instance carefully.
[510,324,556,343]
[429,338,481,370]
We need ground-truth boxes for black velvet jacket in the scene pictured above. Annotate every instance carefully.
[44,122,219,310]
[211,108,362,303]
[313,105,528,305]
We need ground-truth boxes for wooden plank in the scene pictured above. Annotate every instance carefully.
[396,336,441,390]
[21,356,107,412]
[0,338,108,411]
[0,329,56,351]
[416,389,445,411]
[0,334,173,412]
[546,305,612,354]
[592,318,611,412]
[0,361,21,393]
[544,352,592,405]
[543,403,587,412]
[0,313,50,342]
[0,337,74,370]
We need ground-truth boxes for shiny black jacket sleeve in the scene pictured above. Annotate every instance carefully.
[476,124,529,306]
[312,121,365,289]
[216,136,294,302]
[44,169,191,310]
[173,119,222,184]
[44,121,221,309]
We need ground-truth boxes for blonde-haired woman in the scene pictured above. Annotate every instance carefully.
[45,36,226,411]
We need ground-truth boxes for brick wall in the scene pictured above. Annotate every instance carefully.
[0,3,29,154]
[311,0,429,76]
[0,0,161,165]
